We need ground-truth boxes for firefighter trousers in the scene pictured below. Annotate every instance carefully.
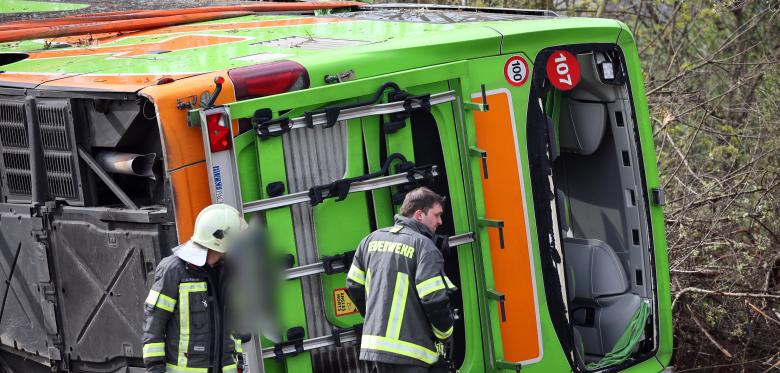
[370,361,431,373]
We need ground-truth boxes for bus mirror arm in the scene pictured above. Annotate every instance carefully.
[204,76,225,109]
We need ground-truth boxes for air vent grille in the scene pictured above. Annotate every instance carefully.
[0,97,82,202]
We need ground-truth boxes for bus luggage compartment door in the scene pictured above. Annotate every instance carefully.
[209,61,486,373]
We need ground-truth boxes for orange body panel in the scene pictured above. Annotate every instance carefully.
[0,15,159,31]
[140,71,238,243]
[0,11,253,43]
[168,162,211,243]
[110,17,351,40]
[0,73,72,86]
[0,72,195,90]
[45,32,124,44]
[140,71,237,171]
[473,91,541,362]
[42,73,196,91]
[0,10,151,30]
[29,35,248,59]
[0,2,362,31]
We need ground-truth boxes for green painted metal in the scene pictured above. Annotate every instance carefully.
[420,79,487,373]
[314,117,371,329]
[361,115,394,229]
[0,0,87,13]
[617,21,674,368]
[445,75,498,373]
[255,127,314,372]
[228,62,472,120]
[234,131,284,373]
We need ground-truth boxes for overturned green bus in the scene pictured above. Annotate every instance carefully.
[0,3,671,372]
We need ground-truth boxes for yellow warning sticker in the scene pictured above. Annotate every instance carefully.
[333,288,358,317]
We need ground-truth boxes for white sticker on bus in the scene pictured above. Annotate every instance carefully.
[212,165,224,203]
[504,56,529,87]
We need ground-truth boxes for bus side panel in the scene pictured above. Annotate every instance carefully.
[466,54,571,372]
[618,24,674,368]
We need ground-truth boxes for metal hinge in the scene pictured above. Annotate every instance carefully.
[486,289,506,322]
[652,187,665,206]
[479,218,505,249]
[469,146,488,179]
[495,360,522,372]
[464,84,489,112]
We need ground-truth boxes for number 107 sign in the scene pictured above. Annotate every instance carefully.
[546,50,581,91]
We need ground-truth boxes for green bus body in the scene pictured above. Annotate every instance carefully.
[0,5,671,373]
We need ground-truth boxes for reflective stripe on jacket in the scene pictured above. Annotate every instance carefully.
[346,215,455,367]
[142,251,240,373]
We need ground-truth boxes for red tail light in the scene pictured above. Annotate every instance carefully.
[206,112,231,152]
[229,60,310,100]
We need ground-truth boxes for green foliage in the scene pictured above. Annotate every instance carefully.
[617,1,780,370]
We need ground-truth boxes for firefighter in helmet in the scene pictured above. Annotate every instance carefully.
[142,204,247,373]
[347,187,456,372]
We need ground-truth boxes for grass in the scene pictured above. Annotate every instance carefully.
[0,0,89,14]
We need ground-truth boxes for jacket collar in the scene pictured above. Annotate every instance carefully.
[393,214,434,238]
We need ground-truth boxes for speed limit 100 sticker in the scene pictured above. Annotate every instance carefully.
[546,50,581,91]
[504,56,529,87]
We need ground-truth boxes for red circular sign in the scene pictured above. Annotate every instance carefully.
[546,50,581,91]
[504,56,529,87]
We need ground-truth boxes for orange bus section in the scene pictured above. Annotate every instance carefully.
[473,90,542,363]
[168,162,211,244]
[141,71,239,243]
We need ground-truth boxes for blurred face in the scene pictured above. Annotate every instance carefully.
[207,249,224,267]
[413,203,444,233]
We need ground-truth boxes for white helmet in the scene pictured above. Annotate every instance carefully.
[191,204,247,253]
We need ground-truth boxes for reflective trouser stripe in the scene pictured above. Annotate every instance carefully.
[361,335,438,365]
[416,275,454,298]
[432,324,453,339]
[165,364,208,373]
[142,342,165,358]
[347,264,365,285]
[178,282,208,367]
[385,272,409,339]
[222,363,238,373]
[145,290,176,312]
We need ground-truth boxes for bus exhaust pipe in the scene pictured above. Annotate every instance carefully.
[95,151,157,180]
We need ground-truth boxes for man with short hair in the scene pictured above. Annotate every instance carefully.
[142,204,247,373]
[347,187,455,372]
